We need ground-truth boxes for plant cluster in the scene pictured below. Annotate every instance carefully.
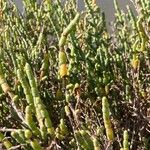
[0,0,150,149]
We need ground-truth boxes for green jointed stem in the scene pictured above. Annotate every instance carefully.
[102,96,114,141]
[25,63,39,98]
[11,131,25,144]
[80,130,94,150]
[59,13,80,48]
[123,130,129,150]
[25,105,40,135]
[0,63,11,93]
[17,68,34,105]
[24,129,32,139]
[65,105,71,116]
[59,119,68,135]
[40,52,50,79]
[25,63,53,136]
[92,137,101,150]
[17,129,26,141]
[0,132,13,149]
[75,130,90,150]
[30,139,43,150]
[137,18,149,41]
[59,51,67,65]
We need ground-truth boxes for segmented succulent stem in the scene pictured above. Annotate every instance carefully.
[0,132,13,149]
[123,130,129,150]
[102,96,114,141]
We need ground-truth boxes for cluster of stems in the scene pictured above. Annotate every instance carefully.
[0,0,149,149]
